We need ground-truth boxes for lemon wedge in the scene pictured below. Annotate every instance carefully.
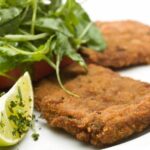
[0,72,33,146]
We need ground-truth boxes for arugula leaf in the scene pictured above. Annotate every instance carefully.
[0,36,53,61]
[66,51,86,68]
[50,32,79,96]
[1,33,49,41]
[0,56,18,74]
[56,0,106,51]
[0,7,22,35]
[34,18,73,37]
[0,0,30,8]
[48,0,62,11]
[52,32,86,69]
[85,24,106,51]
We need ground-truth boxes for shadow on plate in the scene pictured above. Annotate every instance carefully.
[114,64,150,72]
[39,119,150,149]
[39,119,99,150]
[1,119,149,150]
[103,127,150,149]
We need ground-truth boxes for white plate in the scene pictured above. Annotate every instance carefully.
[2,0,150,149]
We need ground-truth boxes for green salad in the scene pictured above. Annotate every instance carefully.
[0,0,106,95]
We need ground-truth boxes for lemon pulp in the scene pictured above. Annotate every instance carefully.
[0,72,33,146]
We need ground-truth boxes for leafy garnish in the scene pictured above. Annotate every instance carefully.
[32,132,39,141]
[0,0,106,95]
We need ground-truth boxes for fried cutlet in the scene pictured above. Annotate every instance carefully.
[81,20,150,68]
[34,63,150,147]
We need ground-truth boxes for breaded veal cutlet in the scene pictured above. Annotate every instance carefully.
[34,63,150,147]
[81,20,150,68]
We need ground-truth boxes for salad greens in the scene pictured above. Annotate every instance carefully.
[0,0,106,96]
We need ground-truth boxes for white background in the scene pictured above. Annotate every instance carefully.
[82,0,150,25]
[1,0,150,150]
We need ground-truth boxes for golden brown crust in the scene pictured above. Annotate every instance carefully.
[81,20,150,68]
[34,64,150,147]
